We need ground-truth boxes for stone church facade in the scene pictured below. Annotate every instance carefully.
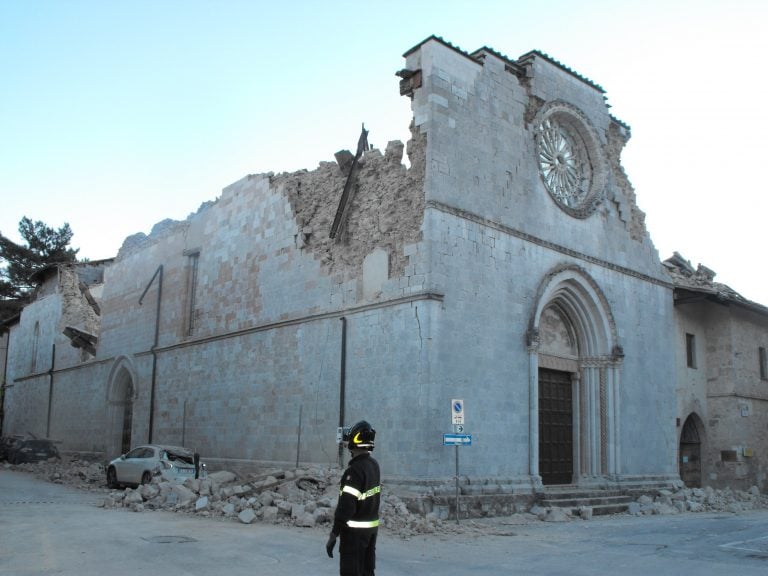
[4,36,762,502]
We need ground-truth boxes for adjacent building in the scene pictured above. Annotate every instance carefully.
[666,253,768,491]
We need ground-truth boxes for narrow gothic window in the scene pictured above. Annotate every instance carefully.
[686,333,697,369]
[760,347,767,380]
[30,321,40,373]
[185,251,200,336]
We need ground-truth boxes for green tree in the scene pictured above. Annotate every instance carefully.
[0,217,79,321]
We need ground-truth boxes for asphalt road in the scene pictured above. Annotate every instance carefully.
[1,468,767,575]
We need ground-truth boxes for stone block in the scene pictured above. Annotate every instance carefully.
[295,513,316,527]
[199,479,213,496]
[170,484,196,507]
[124,490,143,505]
[139,484,159,501]
[262,506,279,522]
[313,507,333,523]
[208,471,236,485]
[195,496,209,512]
[543,507,569,522]
[277,500,293,516]
[238,508,256,524]
[259,492,275,507]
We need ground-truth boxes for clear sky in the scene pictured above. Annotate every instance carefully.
[1,0,766,304]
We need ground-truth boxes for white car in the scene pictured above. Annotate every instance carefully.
[106,444,206,488]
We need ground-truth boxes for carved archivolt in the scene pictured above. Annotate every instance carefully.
[528,264,619,359]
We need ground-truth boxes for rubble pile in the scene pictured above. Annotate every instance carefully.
[99,468,339,527]
[4,457,768,533]
[99,467,445,536]
[11,457,107,489]
[3,456,443,536]
[627,485,768,516]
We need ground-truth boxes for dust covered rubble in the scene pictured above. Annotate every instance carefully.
[98,466,446,537]
[5,458,768,534]
[8,457,108,489]
[625,485,768,516]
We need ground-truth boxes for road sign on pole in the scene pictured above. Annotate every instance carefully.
[451,399,464,425]
[443,433,472,446]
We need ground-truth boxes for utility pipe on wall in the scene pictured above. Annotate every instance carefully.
[0,330,12,435]
[45,343,55,437]
[338,317,347,467]
[139,265,163,444]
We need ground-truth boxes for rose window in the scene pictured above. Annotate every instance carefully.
[538,119,590,208]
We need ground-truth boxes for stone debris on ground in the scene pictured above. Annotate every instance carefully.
[4,457,768,538]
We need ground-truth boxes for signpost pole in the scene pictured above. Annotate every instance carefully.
[455,444,460,524]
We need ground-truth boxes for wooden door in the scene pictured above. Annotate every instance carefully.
[679,416,702,488]
[539,369,573,485]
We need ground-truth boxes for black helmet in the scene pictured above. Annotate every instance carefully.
[345,420,375,451]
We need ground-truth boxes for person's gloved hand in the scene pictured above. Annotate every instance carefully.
[326,533,337,558]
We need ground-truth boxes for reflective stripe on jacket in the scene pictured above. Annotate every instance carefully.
[332,452,381,535]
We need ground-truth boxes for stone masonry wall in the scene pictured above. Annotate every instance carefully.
[674,299,768,492]
[397,37,677,482]
[405,39,664,280]
[22,122,433,474]
[706,306,768,491]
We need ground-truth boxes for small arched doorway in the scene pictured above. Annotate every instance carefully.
[106,357,137,458]
[679,414,703,488]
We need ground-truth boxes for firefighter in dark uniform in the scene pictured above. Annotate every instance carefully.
[326,420,381,576]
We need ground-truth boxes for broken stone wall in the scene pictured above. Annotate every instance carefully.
[405,38,664,279]
[42,116,433,471]
[275,123,426,281]
[56,264,101,361]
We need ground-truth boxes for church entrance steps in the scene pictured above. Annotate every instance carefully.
[538,487,633,516]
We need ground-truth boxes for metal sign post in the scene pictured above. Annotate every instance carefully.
[455,444,459,524]
[445,399,470,523]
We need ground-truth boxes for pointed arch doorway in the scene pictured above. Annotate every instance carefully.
[527,266,623,486]
[679,414,703,488]
[106,357,138,458]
